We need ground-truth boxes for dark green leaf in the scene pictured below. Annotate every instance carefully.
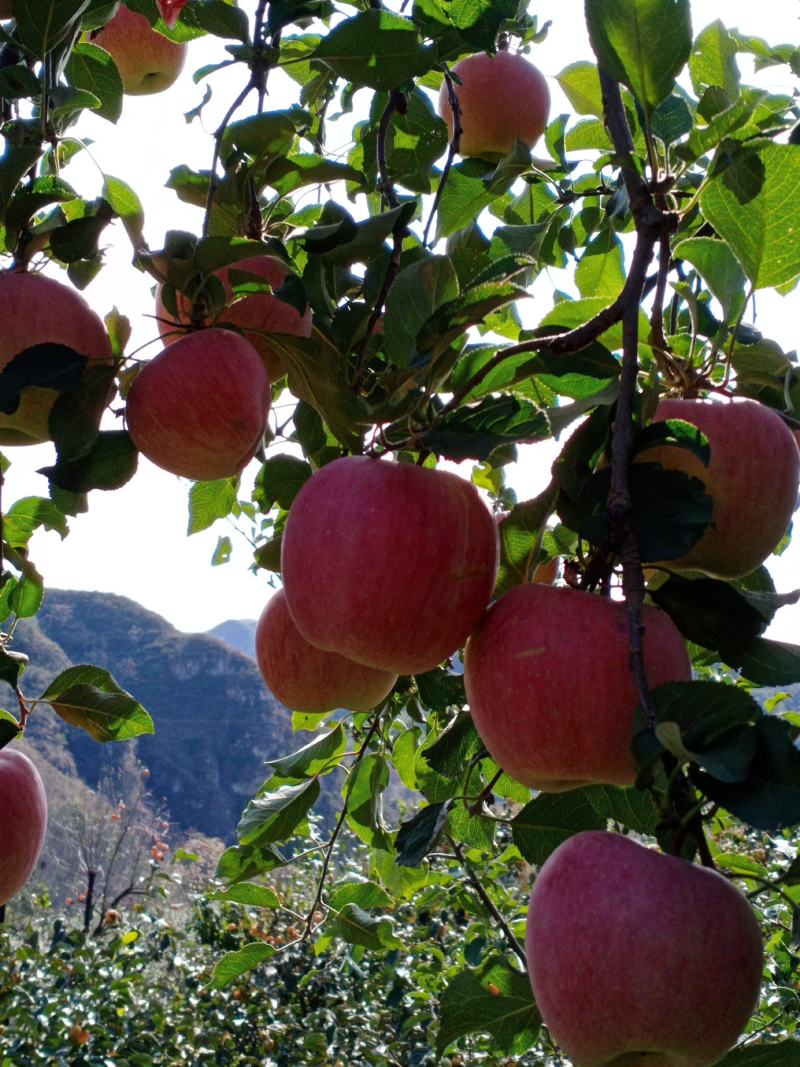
[13,0,91,59]
[41,664,155,742]
[716,1043,800,1067]
[395,802,452,867]
[422,395,549,462]
[586,0,692,114]
[512,789,604,865]
[314,11,436,91]
[495,482,559,596]
[584,783,661,835]
[383,256,459,368]
[0,344,86,415]
[0,709,21,750]
[253,455,312,513]
[41,430,138,493]
[209,943,275,989]
[237,778,320,846]
[266,725,347,778]
[423,711,483,779]
[65,41,123,123]
[329,902,401,950]
[437,956,541,1057]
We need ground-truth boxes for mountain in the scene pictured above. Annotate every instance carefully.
[7,590,300,842]
[207,618,258,659]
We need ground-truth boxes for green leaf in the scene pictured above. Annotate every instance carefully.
[584,783,661,835]
[689,19,740,102]
[237,778,320,847]
[421,395,549,462]
[5,176,78,238]
[345,753,391,850]
[329,902,401,950]
[411,0,518,54]
[185,0,249,42]
[556,61,604,117]
[65,41,123,123]
[216,842,286,883]
[673,236,747,322]
[734,639,800,687]
[701,144,800,290]
[0,709,21,750]
[266,725,347,778]
[716,1043,800,1067]
[495,482,559,596]
[7,576,43,620]
[13,0,90,59]
[102,175,144,247]
[383,256,459,368]
[211,882,280,909]
[188,477,238,535]
[437,956,541,1057]
[4,496,68,548]
[650,94,693,146]
[40,664,155,742]
[585,0,692,114]
[423,710,483,779]
[220,111,300,163]
[209,943,275,989]
[575,230,626,300]
[42,430,138,494]
[253,455,312,513]
[313,11,436,92]
[512,789,604,865]
[675,90,765,165]
[395,802,451,867]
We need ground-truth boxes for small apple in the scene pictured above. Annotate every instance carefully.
[125,327,270,481]
[438,49,550,160]
[92,5,187,96]
[640,396,800,579]
[464,584,691,790]
[155,256,312,384]
[0,747,48,907]
[255,589,397,712]
[0,271,113,445]
[281,456,499,675]
[527,831,764,1067]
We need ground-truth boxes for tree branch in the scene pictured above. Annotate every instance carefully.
[422,67,461,247]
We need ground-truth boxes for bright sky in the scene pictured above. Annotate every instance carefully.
[3,0,799,639]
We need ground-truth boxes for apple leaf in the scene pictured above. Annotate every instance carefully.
[701,144,800,290]
[584,783,661,835]
[575,230,626,300]
[650,94,694,147]
[585,0,692,115]
[209,942,275,990]
[0,709,21,750]
[689,19,740,102]
[673,237,747,323]
[495,481,559,596]
[716,1043,800,1067]
[266,725,347,779]
[65,42,123,124]
[411,0,519,54]
[41,429,138,493]
[345,753,391,850]
[0,344,87,415]
[210,882,280,909]
[253,455,312,513]
[395,801,452,867]
[731,638,800,687]
[313,11,436,92]
[437,956,541,1057]
[383,256,460,368]
[556,61,604,117]
[12,0,91,59]
[327,902,401,951]
[694,717,800,831]
[422,710,483,779]
[512,790,605,866]
[4,497,68,548]
[421,395,549,462]
[216,842,286,884]
[40,664,155,742]
[237,778,320,847]
[188,477,239,535]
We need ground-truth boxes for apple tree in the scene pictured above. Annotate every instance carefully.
[1,0,800,1061]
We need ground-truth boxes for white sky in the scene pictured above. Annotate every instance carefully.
[3,0,799,639]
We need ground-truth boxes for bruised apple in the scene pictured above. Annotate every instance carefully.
[93,5,187,95]
[155,256,312,383]
[464,584,691,790]
[0,748,48,907]
[255,590,397,713]
[125,328,270,481]
[281,456,499,675]
[641,396,800,579]
[527,832,764,1067]
[0,271,113,445]
[438,49,550,159]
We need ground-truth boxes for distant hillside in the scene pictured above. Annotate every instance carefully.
[6,590,303,842]
[207,618,258,659]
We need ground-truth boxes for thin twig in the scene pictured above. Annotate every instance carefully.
[448,837,527,970]
[302,713,383,939]
[422,67,461,247]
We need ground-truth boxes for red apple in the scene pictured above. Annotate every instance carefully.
[0,747,48,907]
[155,256,312,384]
[641,396,800,579]
[527,831,764,1067]
[464,584,691,790]
[92,5,187,96]
[125,327,270,481]
[0,271,113,445]
[255,589,397,712]
[281,456,499,675]
[438,50,550,160]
